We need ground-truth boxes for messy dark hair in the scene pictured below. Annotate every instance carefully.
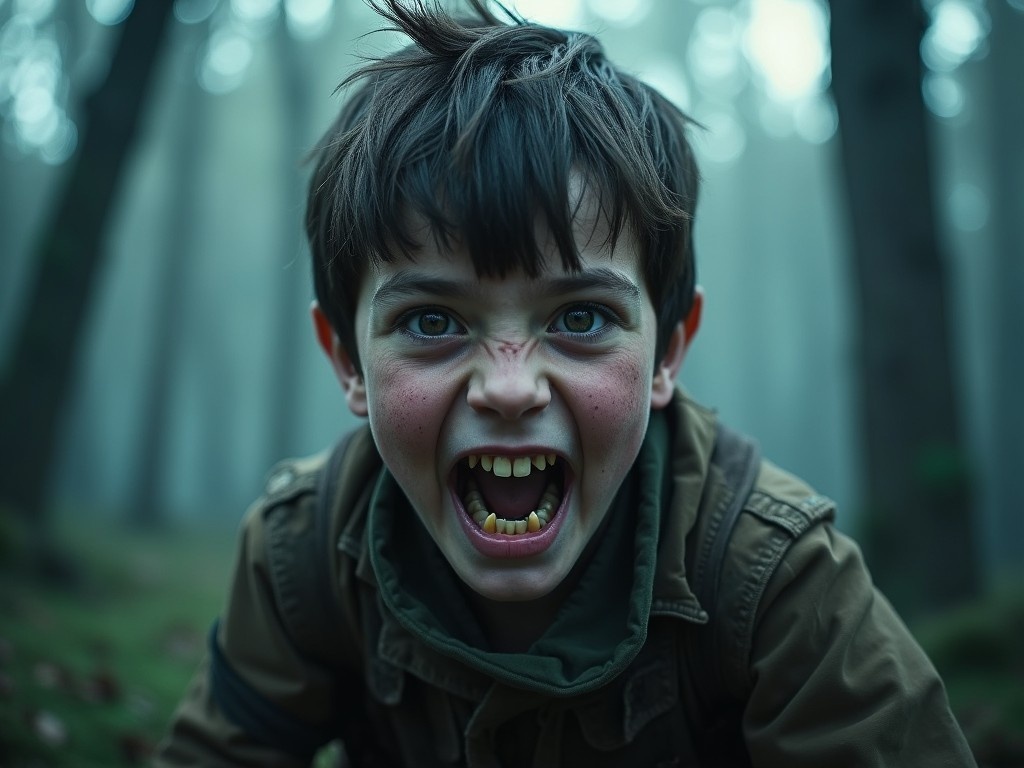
[306,0,700,369]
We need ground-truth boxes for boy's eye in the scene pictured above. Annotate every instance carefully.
[402,309,463,337]
[551,305,608,334]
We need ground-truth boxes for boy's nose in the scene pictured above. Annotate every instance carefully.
[466,351,551,420]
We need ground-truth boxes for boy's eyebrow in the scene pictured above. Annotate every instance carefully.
[372,267,642,306]
[371,272,476,306]
[543,268,642,306]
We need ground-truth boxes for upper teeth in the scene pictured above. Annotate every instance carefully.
[467,453,556,477]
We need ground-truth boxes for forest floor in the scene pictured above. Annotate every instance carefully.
[0,512,1022,767]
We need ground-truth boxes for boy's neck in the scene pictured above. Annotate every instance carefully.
[460,519,607,654]
[462,576,576,654]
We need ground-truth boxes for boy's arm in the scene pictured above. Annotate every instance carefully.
[153,497,347,767]
[739,523,976,767]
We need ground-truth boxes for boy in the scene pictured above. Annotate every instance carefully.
[155,1,976,765]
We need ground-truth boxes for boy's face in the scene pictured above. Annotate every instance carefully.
[317,214,692,603]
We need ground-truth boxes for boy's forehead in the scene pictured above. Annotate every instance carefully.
[385,180,630,273]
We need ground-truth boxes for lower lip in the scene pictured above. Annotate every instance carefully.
[453,487,570,559]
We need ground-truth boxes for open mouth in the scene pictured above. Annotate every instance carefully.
[456,452,566,536]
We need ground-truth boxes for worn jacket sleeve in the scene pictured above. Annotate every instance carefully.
[152,496,343,767]
[740,522,976,767]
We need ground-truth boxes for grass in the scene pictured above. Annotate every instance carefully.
[0,515,236,767]
[1,513,1022,766]
[913,589,1024,767]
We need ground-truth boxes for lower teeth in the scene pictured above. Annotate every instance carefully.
[470,480,560,536]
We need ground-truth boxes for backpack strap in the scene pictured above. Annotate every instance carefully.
[698,423,761,624]
[290,428,358,670]
[682,422,761,760]
[208,430,361,759]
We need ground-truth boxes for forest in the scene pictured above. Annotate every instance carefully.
[0,0,1022,764]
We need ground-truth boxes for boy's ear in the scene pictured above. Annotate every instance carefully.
[651,287,703,410]
[311,302,368,417]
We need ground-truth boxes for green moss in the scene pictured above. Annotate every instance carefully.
[915,589,1024,767]
[0,520,235,767]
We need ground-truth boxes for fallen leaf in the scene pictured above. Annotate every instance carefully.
[29,709,68,747]
[79,669,121,703]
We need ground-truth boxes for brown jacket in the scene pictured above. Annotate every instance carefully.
[154,393,975,767]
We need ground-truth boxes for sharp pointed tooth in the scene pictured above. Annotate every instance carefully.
[467,455,478,468]
[483,513,496,533]
[547,453,556,465]
[512,456,531,477]
[532,454,546,470]
[527,511,540,532]
[492,456,512,477]
[514,519,527,534]
[481,455,493,472]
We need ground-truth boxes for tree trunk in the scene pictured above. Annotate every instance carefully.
[986,2,1024,577]
[128,26,208,528]
[0,1,176,530]
[266,19,314,463]
[828,0,978,615]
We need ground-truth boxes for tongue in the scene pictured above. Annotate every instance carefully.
[472,467,547,520]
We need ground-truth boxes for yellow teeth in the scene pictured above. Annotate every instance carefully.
[463,480,560,536]
[466,452,556,478]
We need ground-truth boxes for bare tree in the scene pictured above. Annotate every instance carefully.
[265,17,315,464]
[986,2,1024,577]
[0,2,175,562]
[828,0,978,614]
[128,25,209,529]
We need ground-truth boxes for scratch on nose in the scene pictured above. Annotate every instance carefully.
[497,341,523,360]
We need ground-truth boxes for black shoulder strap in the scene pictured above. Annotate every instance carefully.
[699,423,761,618]
[267,429,358,672]
[687,422,761,737]
[309,429,358,666]
[210,430,360,756]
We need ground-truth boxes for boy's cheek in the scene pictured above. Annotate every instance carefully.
[574,353,653,431]
[363,356,453,451]
[590,356,650,419]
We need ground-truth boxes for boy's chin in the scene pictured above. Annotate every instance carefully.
[464,567,562,600]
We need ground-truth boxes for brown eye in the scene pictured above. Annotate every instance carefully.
[564,308,594,333]
[552,304,609,335]
[402,309,463,337]
[418,312,448,335]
